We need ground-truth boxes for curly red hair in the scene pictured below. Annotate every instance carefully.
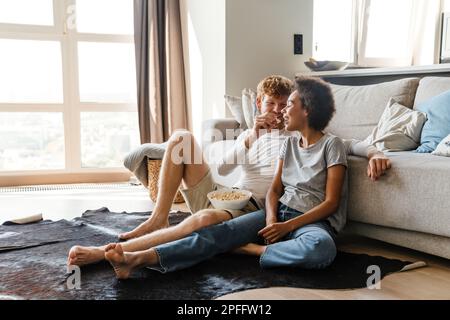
[256,75,293,100]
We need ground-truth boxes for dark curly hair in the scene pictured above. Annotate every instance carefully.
[294,76,335,131]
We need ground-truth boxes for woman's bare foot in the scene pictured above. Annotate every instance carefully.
[232,243,266,256]
[104,243,140,279]
[118,217,169,240]
[67,245,106,266]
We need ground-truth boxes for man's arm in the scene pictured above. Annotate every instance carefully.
[343,139,391,181]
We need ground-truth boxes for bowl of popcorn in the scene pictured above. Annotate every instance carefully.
[207,188,252,210]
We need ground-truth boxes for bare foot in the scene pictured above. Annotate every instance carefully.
[67,245,106,266]
[118,217,169,240]
[104,243,139,279]
[232,243,266,256]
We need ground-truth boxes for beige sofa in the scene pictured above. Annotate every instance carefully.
[202,76,450,260]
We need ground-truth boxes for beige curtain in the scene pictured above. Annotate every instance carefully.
[134,0,190,144]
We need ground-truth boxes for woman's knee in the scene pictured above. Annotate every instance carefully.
[300,233,337,269]
[262,231,336,269]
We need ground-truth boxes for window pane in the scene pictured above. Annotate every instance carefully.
[76,0,134,35]
[0,113,65,171]
[313,0,354,62]
[80,112,140,168]
[0,39,63,103]
[78,42,137,103]
[365,0,413,58]
[0,0,53,25]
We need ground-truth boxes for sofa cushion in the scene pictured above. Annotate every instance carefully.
[224,89,258,130]
[242,88,257,129]
[225,95,247,129]
[416,90,450,153]
[327,78,420,140]
[347,152,450,238]
[413,76,450,109]
[432,134,450,157]
[364,98,427,151]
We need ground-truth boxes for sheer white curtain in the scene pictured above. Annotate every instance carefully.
[412,0,442,65]
[358,0,441,67]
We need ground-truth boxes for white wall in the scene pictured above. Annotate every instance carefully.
[181,0,313,136]
[226,0,313,96]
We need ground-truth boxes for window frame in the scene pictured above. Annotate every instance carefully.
[0,0,137,184]
[313,0,424,68]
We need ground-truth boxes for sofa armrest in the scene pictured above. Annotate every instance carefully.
[202,118,241,147]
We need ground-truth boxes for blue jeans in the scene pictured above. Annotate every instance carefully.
[152,203,337,273]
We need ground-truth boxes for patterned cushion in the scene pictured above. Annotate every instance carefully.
[432,134,450,157]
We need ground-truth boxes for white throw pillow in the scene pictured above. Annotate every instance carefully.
[364,98,427,152]
[224,89,257,129]
[242,88,257,129]
[224,95,247,129]
[432,134,450,157]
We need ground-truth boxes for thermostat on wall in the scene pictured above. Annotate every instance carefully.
[294,34,303,55]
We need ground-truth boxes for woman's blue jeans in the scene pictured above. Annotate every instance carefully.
[152,203,337,273]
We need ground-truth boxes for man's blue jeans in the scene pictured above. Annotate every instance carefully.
[152,203,337,273]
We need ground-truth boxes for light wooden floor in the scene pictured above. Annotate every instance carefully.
[219,235,450,300]
[1,184,449,300]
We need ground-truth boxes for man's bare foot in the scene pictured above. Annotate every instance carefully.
[118,217,169,240]
[232,243,266,256]
[67,245,106,266]
[104,243,139,279]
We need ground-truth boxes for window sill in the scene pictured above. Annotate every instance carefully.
[0,171,132,187]
[297,63,450,78]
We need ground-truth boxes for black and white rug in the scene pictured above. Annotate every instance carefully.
[0,208,422,300]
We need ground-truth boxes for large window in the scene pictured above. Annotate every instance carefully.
[359,0,416,66]
[0,0,139,176]
[313,0,356,63]
[313,0,441,67]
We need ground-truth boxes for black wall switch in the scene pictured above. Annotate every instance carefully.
[294,34,303,55]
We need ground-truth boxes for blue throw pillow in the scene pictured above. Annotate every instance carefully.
[416,90,450,153]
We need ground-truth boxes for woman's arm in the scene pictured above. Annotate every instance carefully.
[259,164,346,244]
[264,159,284,225]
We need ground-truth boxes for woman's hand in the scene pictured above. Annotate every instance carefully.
[258,222,291,244]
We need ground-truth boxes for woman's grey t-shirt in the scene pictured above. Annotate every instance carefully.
[279,133,348,233]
